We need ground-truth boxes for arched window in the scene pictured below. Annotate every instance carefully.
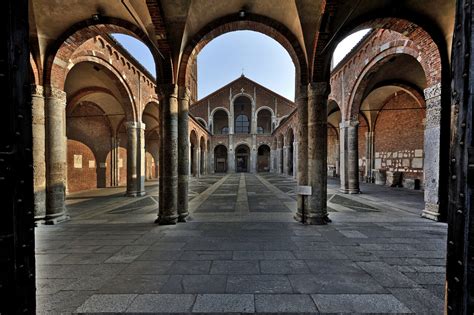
[257,126,264,134]
[235,114,250,133]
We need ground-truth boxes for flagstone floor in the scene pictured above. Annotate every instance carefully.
[36,173,446,314]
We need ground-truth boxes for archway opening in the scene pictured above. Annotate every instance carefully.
[235,144,250,173]
[214,145,228,173]
[234,96,252,134]
[257,109,273,134]
[258,145,271,172]
[213,109,229,134]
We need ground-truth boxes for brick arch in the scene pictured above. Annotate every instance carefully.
[30,53,40,85]
[178,13,308,88]
[66,57,136,121]
[346,48,428,121]
[312,14,444,84]
[43,16,171,90]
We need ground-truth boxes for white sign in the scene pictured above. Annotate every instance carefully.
[73,155,82,168]
[88,160,95,168]
[118,158,123,168]
[296,185,312,195]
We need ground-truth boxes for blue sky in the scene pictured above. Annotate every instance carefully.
[113,29,369,102]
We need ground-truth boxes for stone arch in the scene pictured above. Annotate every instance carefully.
[199,136,206,175]
[177,13,308,90]
[233,95,252,134]
[235,143,251,173]
[257,144,271,173]
[195,117,208,129]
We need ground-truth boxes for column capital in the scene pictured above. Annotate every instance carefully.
[178,86,191,101]
[126,121,146,130]
[44,86,66,102]
[340,120,359,128]
[423,83,441,100]
[308,82,330,97]
[156,84,178,100]
[31,84,44,97]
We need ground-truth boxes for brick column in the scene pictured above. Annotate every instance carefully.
[44,86,69,224]
[422,83,441,220]
[178,87,190,221]
[32,85,46,223]
[340,119,360,194]
[307,82,330,224]
[126,121,146,197]
[156,84,179,225]
[294,86,308,222]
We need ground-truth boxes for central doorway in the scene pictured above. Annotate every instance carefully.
[235,144,250,173]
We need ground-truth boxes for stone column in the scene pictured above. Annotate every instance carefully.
[251,134,257,173]
[335,138,340,176]
[339,120,360,194]
[126,121,146,196]
[156,84,179,225]
[294,86,308,222]
[293,141,298,179]
[270,149,275,172]
[228,134,235,173]
[422,83,441,220]
[307,82,330,224]
[195,147,201,178]
[365,131,375,182]
[178,87,190,221]
[32,85,46,223]
[44,87,69,224]
[283,145,288,175]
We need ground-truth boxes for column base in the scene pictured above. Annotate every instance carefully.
[339,188,360,194]
[43,212,70,225]
[178,212,189,223]
[126,191,146,197]
[421,203,441,221]
[294,212,331,225]
[155,215,178,225]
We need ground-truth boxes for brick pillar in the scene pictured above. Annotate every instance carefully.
[422,83,441,220]
[228,134,235,173]
[44,86,69,224]
[251,134,257,173]
[32,85,46,222]
[178,86,190,221]
[307,82,330,224]
[295,85,308,222]
[340,119,360,194]
[126,121,146,197]
[156,84,179,225]
[335,138,340,176]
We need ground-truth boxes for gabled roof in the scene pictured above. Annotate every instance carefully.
[191,75,295,107]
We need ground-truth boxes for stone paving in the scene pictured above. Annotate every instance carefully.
[36,173,446,314]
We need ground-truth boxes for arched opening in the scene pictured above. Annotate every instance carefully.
[214,145,228,173]
[65,61,126,193]
[257,109,273,134]
[277,134,284,174]
[143,102,160,182]
[200,137,206,175]
[328,100,341,177]
[212,109,229,135]
[286,128,295,176]
[235,144,250,173]
[234,96,252,134]
[190,130,198,177]
[257,145,271,172]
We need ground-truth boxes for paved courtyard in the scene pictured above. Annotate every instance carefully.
[36,173,447,313]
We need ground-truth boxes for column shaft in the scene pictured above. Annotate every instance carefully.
[32,85,46,222]
[340,120,360,194]
[307,82,330,224]
[126,122,146,196]
[178,87,190,221]
[422,83,442,220]
[157,84,179,225]
[44,87,69,224]
[295,86,308,222]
